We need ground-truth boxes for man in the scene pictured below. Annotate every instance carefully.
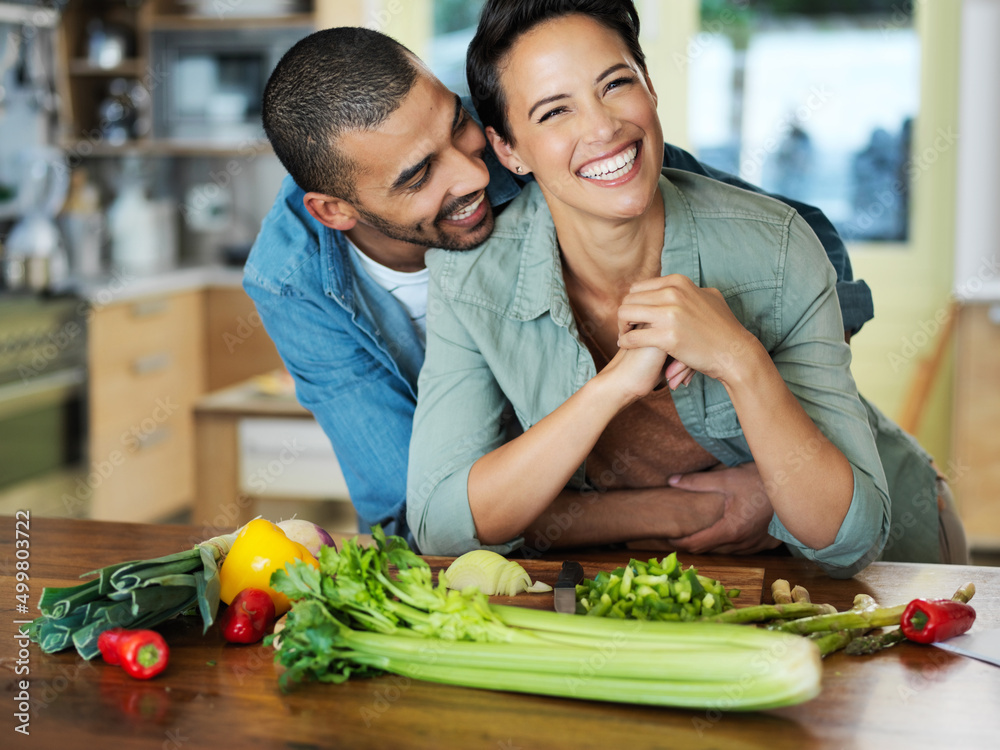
[244,27,873,551]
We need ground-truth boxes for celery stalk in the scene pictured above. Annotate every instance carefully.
[269,528,823,710]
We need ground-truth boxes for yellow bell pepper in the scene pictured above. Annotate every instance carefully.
[219,519,319,616]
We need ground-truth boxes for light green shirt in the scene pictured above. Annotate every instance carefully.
[407,169,938,578]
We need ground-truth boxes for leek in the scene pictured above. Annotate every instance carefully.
[25,531,237,659]
[269,528,822,710]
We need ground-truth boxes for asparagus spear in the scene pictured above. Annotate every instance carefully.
[770,602,905,635]
[845,582,977,656]
[791,585,811,603]
[809,594,878,657]
[771,579,793,604]
[701,601,836,624]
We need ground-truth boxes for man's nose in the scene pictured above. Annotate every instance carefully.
[444,143,490,198]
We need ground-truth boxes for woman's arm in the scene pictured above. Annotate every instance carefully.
[617,215,890,570]
[467,343,665,545]
[408,271,689,552]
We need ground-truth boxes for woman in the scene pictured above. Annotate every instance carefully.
[406,0,964,576]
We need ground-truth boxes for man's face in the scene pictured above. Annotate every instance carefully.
[340,72,494,256]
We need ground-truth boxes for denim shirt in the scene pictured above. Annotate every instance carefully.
[407,171,937,577]
[243,101,873,545]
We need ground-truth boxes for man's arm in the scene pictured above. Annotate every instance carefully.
[663,143,874,337]
[244,276,415,541]
[520,487,725,554]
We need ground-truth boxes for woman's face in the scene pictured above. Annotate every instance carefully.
[490,14,664,222]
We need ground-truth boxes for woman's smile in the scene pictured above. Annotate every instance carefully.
[578,140,642,185]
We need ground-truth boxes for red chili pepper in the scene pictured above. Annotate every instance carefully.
[116,630,170,680]
[219,587,277,644]
[98,627,126,665]
[900,599,976,644]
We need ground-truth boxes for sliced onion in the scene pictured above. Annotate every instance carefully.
[443,550,553,596]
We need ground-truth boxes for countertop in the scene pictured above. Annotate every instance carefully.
[3,516,999,749]
[69,265,245,305]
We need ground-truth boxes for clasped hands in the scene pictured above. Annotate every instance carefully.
[603,274,761,399]
[607,275,779,554]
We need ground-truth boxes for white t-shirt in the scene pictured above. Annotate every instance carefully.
[347,238,429,343]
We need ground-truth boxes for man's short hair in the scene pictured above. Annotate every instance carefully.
[467,0,645,147]
[262,27,419,200]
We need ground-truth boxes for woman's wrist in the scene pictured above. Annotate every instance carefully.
[718,333,772,394]
[588,367,643,413]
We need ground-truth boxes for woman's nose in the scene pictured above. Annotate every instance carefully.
[583,101,621,143]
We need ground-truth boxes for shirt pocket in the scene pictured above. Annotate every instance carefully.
[704,400,744,439]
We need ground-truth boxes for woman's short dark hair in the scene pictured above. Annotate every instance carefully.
[467,0,646,146]
[262,27,419,199]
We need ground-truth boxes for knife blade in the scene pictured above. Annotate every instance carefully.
[553,560,585,614]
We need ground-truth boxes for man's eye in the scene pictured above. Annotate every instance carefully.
[409,166,431,191]
[538,106,567,123]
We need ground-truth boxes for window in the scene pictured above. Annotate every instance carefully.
[689,1,920,242]
[427,0,486,98]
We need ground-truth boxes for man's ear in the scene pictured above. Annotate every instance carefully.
[303,192,359,232]
[486,126,529,176]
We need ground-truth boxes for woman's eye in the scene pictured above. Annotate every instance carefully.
[606,76,636,93]
[538,107,567,123]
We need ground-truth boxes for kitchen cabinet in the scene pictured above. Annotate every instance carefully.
[86,280,281,522]
[55,0,320,155]
[203,286,283,392]
[951,303,1000,549]
[88,288,205,522]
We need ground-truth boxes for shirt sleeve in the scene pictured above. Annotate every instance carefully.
[243,272,414,543]
[663,142,873,336]
[406,271,525,556]
[763,212,891,578]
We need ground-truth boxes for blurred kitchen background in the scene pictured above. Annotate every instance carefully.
[0,1,997,562]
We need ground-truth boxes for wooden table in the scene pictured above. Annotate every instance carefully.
[3,517,999,749]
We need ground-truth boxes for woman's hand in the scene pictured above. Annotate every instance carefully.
[617,275,762,385]
[597,330,668,404]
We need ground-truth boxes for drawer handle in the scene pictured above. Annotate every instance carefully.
[137,427,171,451]
[132,352,172,375]
[131,298,170,318]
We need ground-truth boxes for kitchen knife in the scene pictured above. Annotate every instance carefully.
[554,560,585,614]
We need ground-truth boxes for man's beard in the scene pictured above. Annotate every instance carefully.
[355,195,494,252]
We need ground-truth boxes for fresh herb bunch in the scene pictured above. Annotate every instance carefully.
[575,553,740,620]
[268,528,823,710]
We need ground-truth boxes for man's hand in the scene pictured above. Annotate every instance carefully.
[665,463,782,555]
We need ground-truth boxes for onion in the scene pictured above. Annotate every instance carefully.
[442,550,553,596]
[277,518,336,557]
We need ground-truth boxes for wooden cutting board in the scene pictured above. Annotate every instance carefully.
[419,556,764,611]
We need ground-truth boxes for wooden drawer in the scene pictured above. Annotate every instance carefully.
[87,290,206,522]
[87,413,194,522]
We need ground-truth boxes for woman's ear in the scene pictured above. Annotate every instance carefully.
[486,126,530,176]
[303,192,359,231]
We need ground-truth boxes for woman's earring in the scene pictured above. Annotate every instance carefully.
[516,166,523,174]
